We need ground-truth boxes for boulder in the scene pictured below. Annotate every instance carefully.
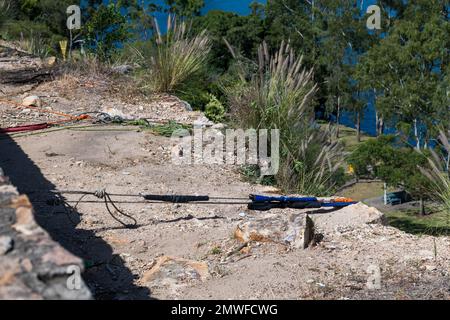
[44,56,57,67]
[235,213,314,249]
[312,202,387,234]
[0,236,13,255]
[0,166,92,300]
[141,256,209,291]
[111,64,133,74]
[22,95,42,108]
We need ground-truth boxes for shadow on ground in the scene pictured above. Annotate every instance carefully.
[0,133,152,300]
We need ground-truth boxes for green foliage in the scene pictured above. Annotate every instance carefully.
[0,0,11,29]
[0,0,73,56]
[348,135,432,200]
[84,3,129,61]
[355,0,450,143]
[140,17,212,93]
[225,41,345,195]
[191,7,265,71]
[419,129,450,216]
[204,94,225,123]
[386,209,450,236]
[149,121,192,137]
[240,165,275,186]
[165,0,205,17]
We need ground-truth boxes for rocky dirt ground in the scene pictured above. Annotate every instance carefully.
[2,44,450,300]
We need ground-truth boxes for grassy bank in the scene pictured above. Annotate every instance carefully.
[386,208,450,236]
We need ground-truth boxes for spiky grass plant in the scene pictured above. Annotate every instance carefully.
[420,129,450,215]
[142,16,211,93]
[0,0,11,29]
[225,41,345,195]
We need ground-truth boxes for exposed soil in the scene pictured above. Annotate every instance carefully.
[2,47,450,300]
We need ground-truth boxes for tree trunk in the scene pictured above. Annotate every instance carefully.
[375,110,379,137]
[414,119,420,150]
[356,111,361,143]
[420,197,426,216]
[336,96,341,139]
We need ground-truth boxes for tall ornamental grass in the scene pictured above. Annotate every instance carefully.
[225,41,345,195]
[141,16,212,93]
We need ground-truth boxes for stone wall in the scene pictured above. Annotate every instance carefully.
[0,166,91,300]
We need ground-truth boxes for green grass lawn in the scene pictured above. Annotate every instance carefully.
[317,122,373,153]
[385,208,450,236]
[336,125,372,153]
[339,182,386,201]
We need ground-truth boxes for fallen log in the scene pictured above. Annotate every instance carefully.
[0,67,53,84]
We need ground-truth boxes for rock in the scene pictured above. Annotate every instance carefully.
[425,265,437,271]
[141,256,209,291]
[44,56,57,67]
[193,115,214,128]
[418,250,434,261]
[0,236,13,255]
[11,196,42,236]
[101,106,133,120]
[212,123,226,130]
[22,96,42,108]
[235,213,314,249]
[260,186,282,194]
[112,64,133,74]
[312,202,387,234]
[0,166,92,300]
[181,100,193,112]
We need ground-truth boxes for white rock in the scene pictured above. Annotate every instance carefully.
[0,236,14,255]
[235,213,314,249]
[22,95,42,108]
[112,64,133,74]
[212,123,226,130]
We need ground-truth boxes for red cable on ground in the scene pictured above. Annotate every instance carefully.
[0,123,50,133]
[0,98,92,134]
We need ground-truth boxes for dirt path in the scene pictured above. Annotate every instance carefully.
[2,48,450,300]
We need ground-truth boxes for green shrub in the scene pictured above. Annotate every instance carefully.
[204,94,225,123]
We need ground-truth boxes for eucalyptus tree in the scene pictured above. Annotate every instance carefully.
[356,0,449,146]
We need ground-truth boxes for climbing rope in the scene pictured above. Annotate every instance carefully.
[74,189,138,229]
[44,188,138,229]
[0,97,92,133]
[30,188,357,229]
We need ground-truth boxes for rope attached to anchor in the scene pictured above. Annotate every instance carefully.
[89,189,138,229]
[46,188,138,229]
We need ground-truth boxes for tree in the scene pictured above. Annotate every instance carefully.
[191,6,265,72]
[81,0,154,60]
[356,0,450,144]
[348,135,433,215]
[1,0,75,50]
[315,0,374,139]
[165,0,205,17]
[83,3,129,60]
[265,0,326,109]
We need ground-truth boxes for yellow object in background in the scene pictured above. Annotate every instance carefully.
[347,165,355,174]
[59,40,68,60]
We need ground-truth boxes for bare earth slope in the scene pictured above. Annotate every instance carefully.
[1,48,450,300]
